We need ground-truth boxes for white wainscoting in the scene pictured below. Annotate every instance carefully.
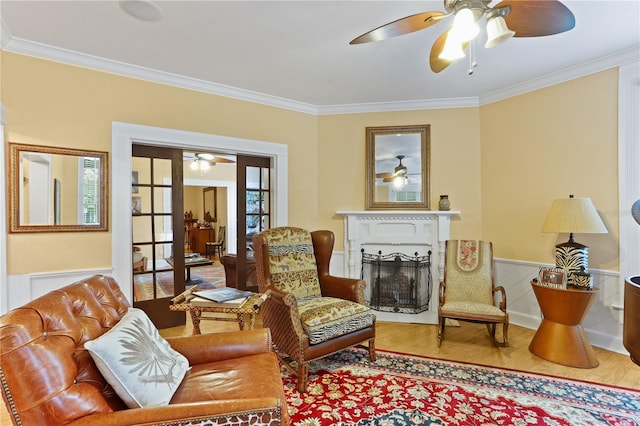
[4,256,625,356]
[5,268,114,311]
[330,251,626,355]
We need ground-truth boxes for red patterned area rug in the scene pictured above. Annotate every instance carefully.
[283,348,640,426]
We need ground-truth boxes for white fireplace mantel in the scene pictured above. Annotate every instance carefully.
[336,210,460,324]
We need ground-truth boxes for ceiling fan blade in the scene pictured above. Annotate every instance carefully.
[350,11,445,44]
[210,156,235,164]
[376,172,394,178]
[495,0,575,37]
[383,176,415,183]
[429,30,467,73]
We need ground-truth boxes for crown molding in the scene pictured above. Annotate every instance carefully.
[479,46,640,105]
[0,18,10,49]
[316,97,479,115]
[2,36,320,115]
[2,31,638,115]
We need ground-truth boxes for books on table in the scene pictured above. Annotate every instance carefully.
[191,287,254,308]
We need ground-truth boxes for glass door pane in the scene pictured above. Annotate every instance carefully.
[236,156,271,291]
[131,146,185,329]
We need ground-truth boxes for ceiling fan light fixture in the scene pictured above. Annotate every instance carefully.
[393,176,409,188]
[485,15,515,48]
[189,155,215,173]
[452,8,479,42]
[197,153,214,161]
[439,32,466,60]
[199,160,210,171]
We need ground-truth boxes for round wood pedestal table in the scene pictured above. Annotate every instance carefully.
[529,280,599,368]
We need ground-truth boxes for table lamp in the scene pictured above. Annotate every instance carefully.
[542,195,607,284]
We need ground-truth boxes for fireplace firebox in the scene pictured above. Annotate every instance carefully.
[361,249,432,314]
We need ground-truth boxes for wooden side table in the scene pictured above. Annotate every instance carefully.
[170,286,267,334]
[529,280,599,368]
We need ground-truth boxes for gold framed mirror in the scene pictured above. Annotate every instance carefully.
[365,125,430,210]
[9,142,109,233]
[203,186,217,224]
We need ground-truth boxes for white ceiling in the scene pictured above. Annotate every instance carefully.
[1,1,639,114]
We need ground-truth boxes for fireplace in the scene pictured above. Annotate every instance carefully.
[361,250,432,314]
[337,210,458,324]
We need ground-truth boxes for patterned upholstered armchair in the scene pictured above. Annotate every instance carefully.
[438,240,509,347]
[253,227,376,392]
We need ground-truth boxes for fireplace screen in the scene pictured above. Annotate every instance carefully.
[361,250,432,314]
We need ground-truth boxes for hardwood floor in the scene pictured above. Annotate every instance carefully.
[2,319,638,425]
[160,317,640,389]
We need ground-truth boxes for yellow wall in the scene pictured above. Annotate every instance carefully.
[479,70,619,270]
[317,108,483,247]
[3,52,318,274]
[184,186,202,219]
[2,52,621,275]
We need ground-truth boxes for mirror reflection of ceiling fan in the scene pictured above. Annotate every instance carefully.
[184,152,236,172]
[376,155,418,187]
[350,0,575,73]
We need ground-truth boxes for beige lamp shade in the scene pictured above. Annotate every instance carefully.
[542,197,607,234]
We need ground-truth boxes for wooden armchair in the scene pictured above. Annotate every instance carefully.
[253,227,376,392]
[438,240,509,347]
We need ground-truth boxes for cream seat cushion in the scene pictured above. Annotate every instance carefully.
[441,301,506,318]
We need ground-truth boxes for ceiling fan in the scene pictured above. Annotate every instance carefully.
[376,155,417,186]
[350,0,575,73]
[184,153,235,172]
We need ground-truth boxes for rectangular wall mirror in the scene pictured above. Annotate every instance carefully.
[365,125,430,210]
[9,142,109,232]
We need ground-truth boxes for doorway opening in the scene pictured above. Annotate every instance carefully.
[112,122,288,311]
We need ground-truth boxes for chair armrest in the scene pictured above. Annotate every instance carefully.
[264,290,307,337]
[493,286,507,311]
[319,275,365,303]
[439,281,446,306]
[70,398,284,426]
[166,329,272,365]
[261,290,309,358]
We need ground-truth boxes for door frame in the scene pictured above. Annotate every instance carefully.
[111,122,288,302]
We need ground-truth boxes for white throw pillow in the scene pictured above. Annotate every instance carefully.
[84,308,190,408]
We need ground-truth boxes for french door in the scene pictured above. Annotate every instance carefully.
[131,145,185,328]
[236,155,271,291]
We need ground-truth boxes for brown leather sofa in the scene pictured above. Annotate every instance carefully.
[0,275,290,426]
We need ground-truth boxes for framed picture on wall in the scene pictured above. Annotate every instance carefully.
[132,196,142,215]
[538,267,567,289]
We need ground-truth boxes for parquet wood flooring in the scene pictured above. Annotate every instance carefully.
[2,318,638,425]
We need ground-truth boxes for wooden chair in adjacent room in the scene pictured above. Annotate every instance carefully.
[438,239,509,347]
[132,246,147,272]
[252,226,377,392]
[205,225,226,259]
